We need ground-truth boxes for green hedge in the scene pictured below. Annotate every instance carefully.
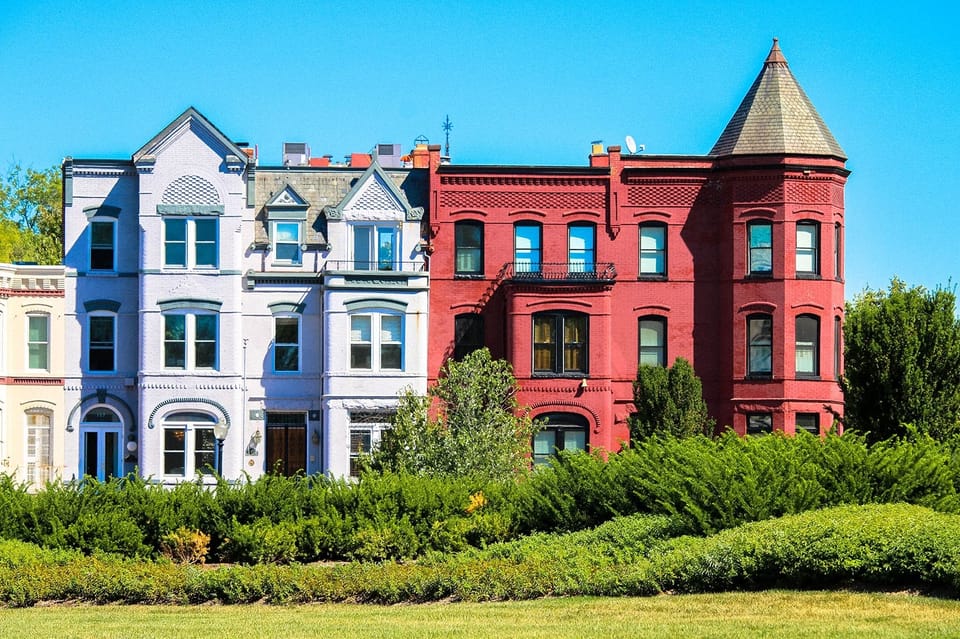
[1,504,958,606]
[1,432,959,564]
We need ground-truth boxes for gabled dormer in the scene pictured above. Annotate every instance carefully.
[263,184,311,265]
[323,162,425,273]
[323,162,424,222]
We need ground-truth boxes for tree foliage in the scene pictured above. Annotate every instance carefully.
[629,357,714,441]
[841,278,960,442]
[0,164,62,264]
[371,348,537,479]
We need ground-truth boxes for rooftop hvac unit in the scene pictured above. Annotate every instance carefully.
[283,142,310,166]
[375,143,403,168]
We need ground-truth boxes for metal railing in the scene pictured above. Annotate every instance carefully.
[323,260,428,273]
[505,262,616,283]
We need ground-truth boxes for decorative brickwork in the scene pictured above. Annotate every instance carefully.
[161,174,220,205]
[439,190,604,210]
[627,185,700,207]
[785,179,833,205]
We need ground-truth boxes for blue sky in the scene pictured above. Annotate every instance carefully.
[1,1,955,298]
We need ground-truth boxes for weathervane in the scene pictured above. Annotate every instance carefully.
[442,115,453,158]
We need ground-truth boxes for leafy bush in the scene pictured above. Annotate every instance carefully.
[160,527,210,564]
[4,505,958,605]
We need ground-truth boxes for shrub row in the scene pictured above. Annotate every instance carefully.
[1,504,957,606]
[0,431,958,563]
[514,430,960,535]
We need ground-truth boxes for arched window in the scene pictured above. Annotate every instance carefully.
[532,413,589,465]
[162,411,218,477]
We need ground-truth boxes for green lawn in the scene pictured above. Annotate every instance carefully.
[1,591,959,638]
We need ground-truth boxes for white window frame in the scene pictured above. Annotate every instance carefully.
[271,221,303,265]
[26,313,50,371]
[348,410,394,477]
[796,221,819,276]
[88,313,116,373]
[89,219,117,272]
[349,312,404,372]
[163,218,219,269]
[638,316,667,367]
[273,315,301,373]
[351,224,399,271]
[161,412,218,478]
[163,312,218,370]
[639,223,667,277]
[25,410,52,486]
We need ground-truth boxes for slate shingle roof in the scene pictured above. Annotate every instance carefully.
[710,39,846,159]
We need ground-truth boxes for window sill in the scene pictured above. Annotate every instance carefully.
[745,273,774,280]
[795,273,821,280]
[637,274,667,281]
[745,373,773,380]
[532,372,589,378]
[796,373,821,380]
[454,273,485,279]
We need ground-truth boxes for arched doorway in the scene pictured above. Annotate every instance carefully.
[79,407,123,481]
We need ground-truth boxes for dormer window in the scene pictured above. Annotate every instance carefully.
[264,185,310,267]
[272,222,302,265]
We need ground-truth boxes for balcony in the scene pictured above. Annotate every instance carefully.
[505,262,616,284]
[323,260,428,273]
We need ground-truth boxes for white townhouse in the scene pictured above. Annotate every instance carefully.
[62,108,430,483]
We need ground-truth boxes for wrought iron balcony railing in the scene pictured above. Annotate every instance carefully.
[323,260,428,273]
[505,262,616,283]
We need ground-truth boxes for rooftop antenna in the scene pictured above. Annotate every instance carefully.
[442,115,453,158]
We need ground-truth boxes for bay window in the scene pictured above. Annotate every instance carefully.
[533,312,588,375]
[350,313,403,371]
[747,314,772,377]
[796,314,820,377]
[748,221,772,276]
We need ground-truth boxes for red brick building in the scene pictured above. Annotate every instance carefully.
[424,40,847,456]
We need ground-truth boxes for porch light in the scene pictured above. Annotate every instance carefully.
[214,419,229,476]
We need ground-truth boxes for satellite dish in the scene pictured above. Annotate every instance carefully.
[625,135,638,154]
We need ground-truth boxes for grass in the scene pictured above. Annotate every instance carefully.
[1,591,959,638]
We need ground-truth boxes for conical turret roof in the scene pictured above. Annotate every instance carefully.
[710,39,846,159]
